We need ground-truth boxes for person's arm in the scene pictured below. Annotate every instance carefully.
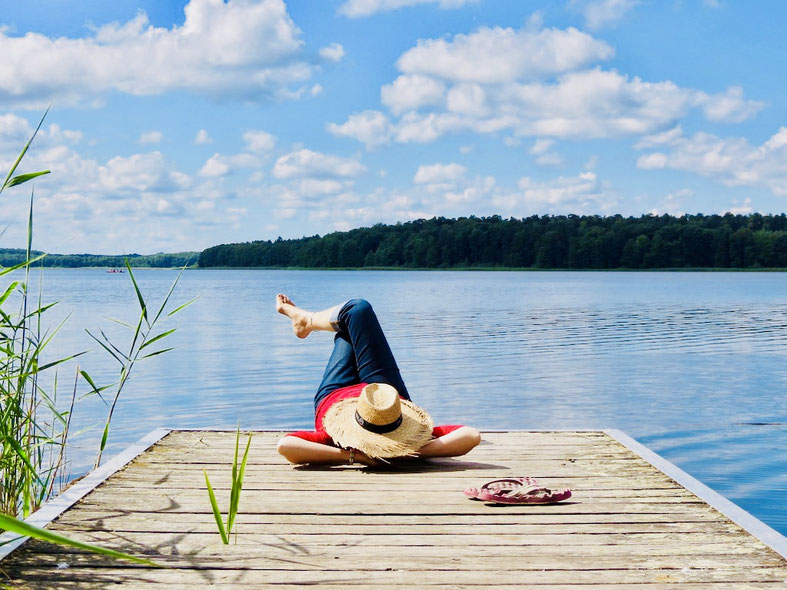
[415,426,481,458]
[277,435,379,466]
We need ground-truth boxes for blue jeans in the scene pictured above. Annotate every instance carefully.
[315,299,410,410]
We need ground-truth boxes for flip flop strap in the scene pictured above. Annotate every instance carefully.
[480,478,528,492]
[504,484,552,499]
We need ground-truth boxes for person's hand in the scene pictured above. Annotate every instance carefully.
[353,449,381,467]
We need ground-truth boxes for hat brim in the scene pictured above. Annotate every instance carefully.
[322,397,434,459]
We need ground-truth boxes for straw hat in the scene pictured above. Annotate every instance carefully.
[322,383,434,459]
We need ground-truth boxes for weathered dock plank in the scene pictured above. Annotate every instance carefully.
[1,430,786,589]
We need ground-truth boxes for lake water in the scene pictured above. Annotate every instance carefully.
[22,268,787,536]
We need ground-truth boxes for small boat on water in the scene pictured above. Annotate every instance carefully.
[106,268,125,274]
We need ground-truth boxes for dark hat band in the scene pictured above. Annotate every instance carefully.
[355,411,403,434]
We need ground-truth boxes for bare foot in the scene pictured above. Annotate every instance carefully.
[275,294,312,338]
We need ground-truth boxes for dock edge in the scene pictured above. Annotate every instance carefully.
[0,427,172,561]
[605,428,787,559]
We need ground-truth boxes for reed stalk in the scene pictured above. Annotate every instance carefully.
[204,426,252,544]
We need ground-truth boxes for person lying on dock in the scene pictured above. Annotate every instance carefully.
[275,295,481,466]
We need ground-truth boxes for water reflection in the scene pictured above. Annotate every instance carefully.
[19,268,787,535]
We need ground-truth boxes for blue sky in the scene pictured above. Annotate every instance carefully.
[0,0,785,254]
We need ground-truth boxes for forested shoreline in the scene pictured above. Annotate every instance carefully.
[198,214,787,270]
[0,249,197,268]
[5,214,786,270]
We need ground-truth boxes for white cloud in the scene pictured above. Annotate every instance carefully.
[650,188,693,216]
[0,131,247,253]
[529,138,555,155]
[327,110,395,149]
[503,171,617,210]
[413,162,466,184]
[636,126,787,195]
[194,129,213,145]
[338,0,478,18]
[198,152,260,177]
[319,43,345,62]
[99,151,190,192]
[0,0,314,108]
[381,75,446,115]
[570,0,639,31]
[529,139,563,166]
[272,148,366,179]
[724,197,753,215]
[294,179,351,197]
[534,152,565,167]
[198,154,231,178]
[698,86,764,123]
[330,24,762,148]
[243,130,277,152]
[396,25,614,83]
[139,130,163,144]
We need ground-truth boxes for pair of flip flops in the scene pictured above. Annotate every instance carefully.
[464,476,572,504]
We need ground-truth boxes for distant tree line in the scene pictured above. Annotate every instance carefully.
[0,249,198,268]
[198,213,787,269]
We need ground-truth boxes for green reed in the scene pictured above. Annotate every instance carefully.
[0,513,160,566]
[204,426,252,544]
[0,107,69,518]
[85,258,195,469]
[1,106,188,512]
[0,108,180,567]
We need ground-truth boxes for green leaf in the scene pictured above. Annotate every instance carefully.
[139,328,176,351]
[228,426,240,534]
[2,436,45,489]
[80,370,109,405]
[85,329,125,367]
[5,170,50,188]
[0,253,47,277]
[140,347,175,359]
[125,259,148,326]
[228,431,252,535]
[203,470,228,544]
[0,102,50,195]
[151,264,187,325]
[0,513,162,567]
[167,297,198,317]
[0,281,18,305]
[98,421,110,456]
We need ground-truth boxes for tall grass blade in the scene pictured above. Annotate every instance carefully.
[167,297,198,317]
[97,422,110,461]
[1,436,45,489]
[0,513,162,566]
[203,470,228,544]
[79,370,109,405]
[228,427,240,534]
[140,347,175,359]
[150,263,189,325]
[0,281,18,305]
[139,329,175,350]
[85,329,125,366]
[125,259,148,326]
[0,103,50,195]
[5,170,50,188]
[0,253,46,277]
[228,431,252,535]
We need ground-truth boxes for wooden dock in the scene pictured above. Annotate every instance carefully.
[1,430,786,588]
